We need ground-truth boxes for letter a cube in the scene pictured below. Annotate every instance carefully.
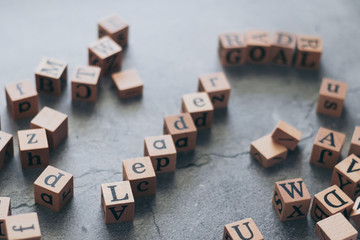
[0,197,11,239]
[0,131,14,171]
[223,218,264,240]
[5,212,41,240]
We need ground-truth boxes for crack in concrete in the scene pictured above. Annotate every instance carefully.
[145,200,161,238]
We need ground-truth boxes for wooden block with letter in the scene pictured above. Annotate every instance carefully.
[5,80,39,120]
[98,14,129,48]
[245,30,271,64]
[350,197,360,227]
[122,157,156,198]
[112,69,143,99]
[310,127,345,169]
[30,106,68,149]
[223,218,264,240]
[310,185,354,222]
[101,181,134,224]
[294,35,322,70]
[272,178,311,221]
[181,92,214,130]
[198,72,231,109]
[88,36,122,76]
[5,212,41,240]
[17,129,49,169]
[71,65,101,102]
[270,32,296,66]
[35,57,67,96]
[349,126,360,157]
[0,197,11,239]
[0,131,13,171]
[218,33,247,66]
[163,113,197,152]
[315,213,358,240]
[316,78,347,118]
[144,135,177,173]
[250,134,288,168]
[34,166,73,212]
[271,120,302,150]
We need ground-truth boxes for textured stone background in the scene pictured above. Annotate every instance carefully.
[0,0,360,239]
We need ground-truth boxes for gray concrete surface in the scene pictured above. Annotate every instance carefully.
[0,0,360,239]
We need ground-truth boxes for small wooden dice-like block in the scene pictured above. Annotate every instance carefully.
[30,106,68,149]
[311,185,354,222]
[163,113,197,152]
[315,213,358,240]
[350,197,360,227]
[98,14,129,48]
[310,127,346,169]
[17,129,49,169]
[181,92,214,130]
[0,131,13,171]
[245,30,271,64]
[122,157,156,198]
[101,181,134,224]
[349,126,360,157]
[271,120,302,151]
[198,72,231,109]
[331,154,360,199]
[35,57,67,96]
[144,135,177,174]
[5,212,41,240]
[0,197,11,239]
[294,35,322,70]
[112,69,143,99]
[270,32,296,66]
[34,166,73,212]
[316,78,348,118]
[88,36,122,76]
[218,33,247,66]
[272,178,311,221]
[223,218,264,240]
[71,65,101,102]
[5,80,39,120]
[250,134,288,168]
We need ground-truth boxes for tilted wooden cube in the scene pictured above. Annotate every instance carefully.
[316,78,347,118]
[71,65,101,102]
[349,126,360,157]
[0,197,11,239]
[218,33,247,66]
[310,127,346,169]
[311,185,354,222]
[223,218,264,240]
[271,120,302,151]
[245,30,271,64]
[5,80,39,120]
[198,72,231,109]
[0,131,13,171]
[315,213,358,240]
[112,69,143,99]
[350,197,360,227]
[144,135,177,173]
[270,32,296,66]
[101,181,134,224]
[98,14,129,48]
[294,35,322,70]
[163,113,197,152]
[35,57,67,96]
[5,212,41,240]
[34,165,73,212]
[30,106,68,149]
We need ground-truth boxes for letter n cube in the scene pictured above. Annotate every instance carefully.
[223,218,264,240]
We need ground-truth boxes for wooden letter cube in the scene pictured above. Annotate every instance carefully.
[316,78,348,118]
[163,113,197,152]
[5,213,41,240]
[35,57,67,96]
[198,72,231,109]
[310,127,346,169]
[315,213,358,240]
[34,166,73,212]
[0,197,11,239]
[112,69,143,99]
[270,32,296,66]
[272,178,311,221]
[218,33,246,66]
[17,129,49,169]
[122,157,156,198]
[311,185,354,222]
[0,131,13,171]
[250,134,288,168]
[349,126,360,157]
[181,92,214,130]
[350,197,360,227]
[88,36,122,76]
[101,181,134,224]
[245,30,271,64]
[294,35,322,70]
[71,65,101,102]
[5,80,39,120]
[271,120,302,151]
[98,14,129,48]
[30,106,68,149]
[223,218,264,240]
